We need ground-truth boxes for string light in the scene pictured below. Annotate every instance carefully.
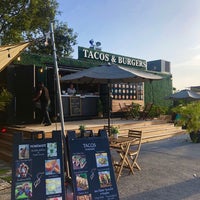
[39,67,43,73]
[45,31,51,46]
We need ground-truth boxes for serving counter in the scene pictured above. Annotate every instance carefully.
[61,95,99,119]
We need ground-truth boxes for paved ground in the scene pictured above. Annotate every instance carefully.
[1,133,200,200]
[118,133,200,200]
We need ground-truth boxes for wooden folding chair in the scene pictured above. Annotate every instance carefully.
[110,138,135,181]
[139,102,153,120]
[119,103,131,119]
[127,130,142,173]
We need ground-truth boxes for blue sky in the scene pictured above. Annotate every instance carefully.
[56,0,200,90]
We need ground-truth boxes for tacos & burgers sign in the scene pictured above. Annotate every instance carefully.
[78,46,146,68]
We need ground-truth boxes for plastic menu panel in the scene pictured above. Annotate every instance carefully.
[67,130,119,200]
[11,131,66,200]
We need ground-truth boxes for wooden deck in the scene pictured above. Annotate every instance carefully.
[0,117,186,163]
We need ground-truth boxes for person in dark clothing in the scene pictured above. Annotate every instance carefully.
[33,82,51,126]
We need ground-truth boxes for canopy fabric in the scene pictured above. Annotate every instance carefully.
[165,89,200,100]
[0,42,30,72]
[61,64,162,84]
[61,64,163,135]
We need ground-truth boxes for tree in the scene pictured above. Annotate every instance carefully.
[0,0,58,43]
[29,21,78,58]
[0,0,77,57]
[53,22,77,58]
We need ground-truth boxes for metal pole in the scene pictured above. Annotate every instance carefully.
[50,22,69,177]
[108,82,111,136]
[50,22,65,135]
[33,65,36,120]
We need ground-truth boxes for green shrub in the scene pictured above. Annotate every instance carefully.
[129,102,141,118]
[148,105,168,118]
[172,101,200,134]
[110,126,119,134]
[79,124,86,132]
[0,88,12,111]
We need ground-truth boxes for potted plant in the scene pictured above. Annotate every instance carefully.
[110,126,119,139]
[79,124,86,137]
[172,101,200,143]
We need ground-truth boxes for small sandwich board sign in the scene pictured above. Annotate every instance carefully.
[67,129,119,200]
[11,131,66,200]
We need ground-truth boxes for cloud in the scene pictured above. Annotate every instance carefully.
[190,44,200,50]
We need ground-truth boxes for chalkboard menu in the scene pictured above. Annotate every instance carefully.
[11,131,66,200]
[70,96,81,116]
[67,130,119,200]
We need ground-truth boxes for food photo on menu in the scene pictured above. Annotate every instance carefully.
[72,154,87,170]
[76,173,89,191]
[15,181,32,199]
[46,177,62,195]
[15,160,32,179]
[45,159,61,175]
[95,152,109,168]
[98,170,112,188]
[47,142,58,157]
[77,193,92,200]
[18,144,29,159]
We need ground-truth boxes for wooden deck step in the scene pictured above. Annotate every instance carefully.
[0,139,13,152]
[0,119,186,164]
[0,150,12,163]
[0,131,14,142]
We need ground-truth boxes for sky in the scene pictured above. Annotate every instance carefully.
[56,0,200,90]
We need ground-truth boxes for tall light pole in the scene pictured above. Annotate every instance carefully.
[50,22,65,135]
[50,22,69,176]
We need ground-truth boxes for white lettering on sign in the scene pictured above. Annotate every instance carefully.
[118,56,136,66]
[88,50,94,59]
[30,144,46,148]
[83,143,96,151]
[80,47,146,68]
[83,48,88,57]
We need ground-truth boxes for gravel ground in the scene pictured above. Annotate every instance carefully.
[1,134,200,200]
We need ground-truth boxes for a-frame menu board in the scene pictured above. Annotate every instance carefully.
[11,131,66,200]
[67,130,119,200]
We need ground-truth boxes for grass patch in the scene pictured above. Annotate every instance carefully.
[0,169,10,175]
[1,176,12,183]
[0,169,12,183]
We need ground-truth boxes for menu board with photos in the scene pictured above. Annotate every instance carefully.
[67,130,119,200]
[11,131,66,200]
